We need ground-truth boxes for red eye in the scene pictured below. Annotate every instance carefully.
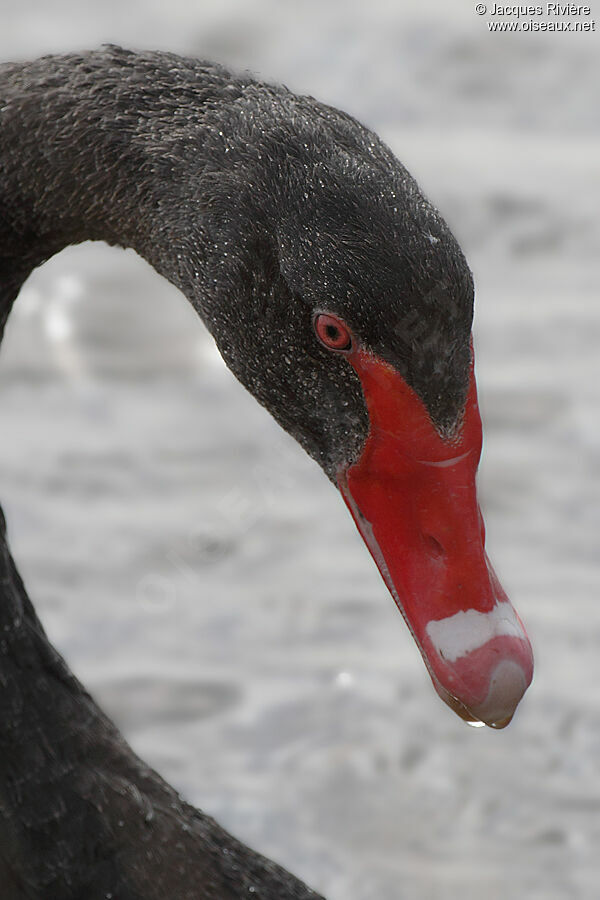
[314,313,353,352]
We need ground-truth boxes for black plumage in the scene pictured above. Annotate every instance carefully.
[0,47,476,898]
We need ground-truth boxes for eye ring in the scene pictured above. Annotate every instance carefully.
[313,313,353,353]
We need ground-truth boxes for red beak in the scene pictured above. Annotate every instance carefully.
[338,344,533,728]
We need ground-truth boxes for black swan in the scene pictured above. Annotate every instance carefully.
[0,47,534,899]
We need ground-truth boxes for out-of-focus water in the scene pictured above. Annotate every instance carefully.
[1,3,599,898]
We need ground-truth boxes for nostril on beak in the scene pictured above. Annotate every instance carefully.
[424,534,445,560]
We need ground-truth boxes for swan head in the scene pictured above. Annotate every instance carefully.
[179,91,533,728]
[0,46,532,727]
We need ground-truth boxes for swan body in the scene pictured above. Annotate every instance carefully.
[0,47,533,898]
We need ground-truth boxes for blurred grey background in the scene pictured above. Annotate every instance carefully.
[1,2,599,898]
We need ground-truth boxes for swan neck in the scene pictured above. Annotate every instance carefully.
[0,54,194,293]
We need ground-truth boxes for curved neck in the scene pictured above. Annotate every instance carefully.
[0,51,224,890]
[2,65,169,282]
[0,50,326,900]
[0,49,256,327]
